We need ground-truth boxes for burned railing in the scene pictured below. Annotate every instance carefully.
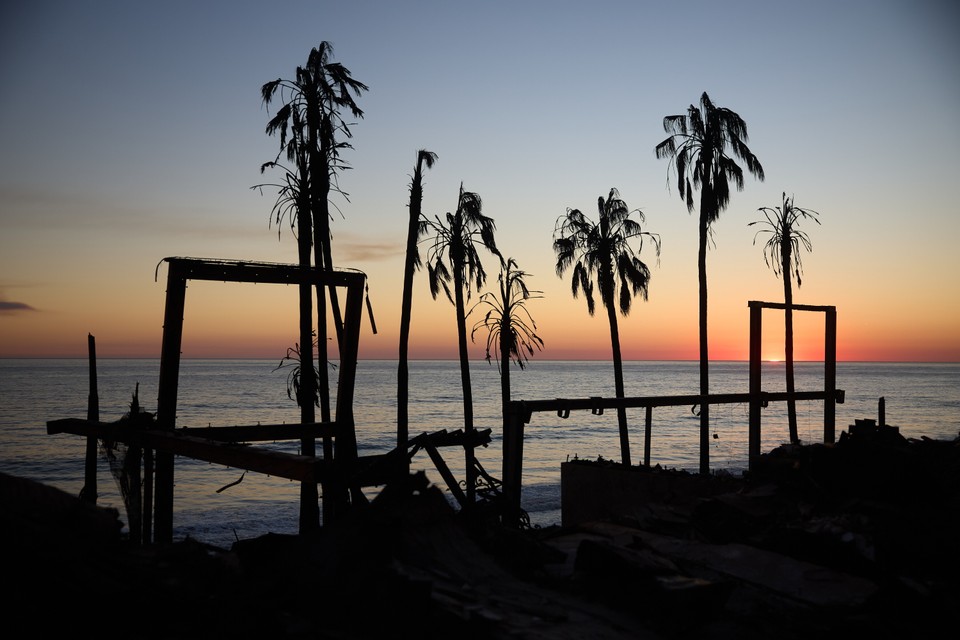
[500,300,843,527]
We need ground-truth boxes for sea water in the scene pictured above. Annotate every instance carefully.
[2,359,958,548]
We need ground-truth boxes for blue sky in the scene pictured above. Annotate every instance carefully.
[2,0,959,360]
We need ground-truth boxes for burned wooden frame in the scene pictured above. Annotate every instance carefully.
[152,257,366,542]
[748,300,841,463]
[49,257,370,544]
[500,300,844,527]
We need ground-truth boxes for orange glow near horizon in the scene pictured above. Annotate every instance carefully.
[2,270,958,362]
[4,313,956,362]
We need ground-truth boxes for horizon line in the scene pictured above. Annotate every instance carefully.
[1,356,957,365]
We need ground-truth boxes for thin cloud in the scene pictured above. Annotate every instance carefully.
[335,236,404,263]
[0,300,37,314]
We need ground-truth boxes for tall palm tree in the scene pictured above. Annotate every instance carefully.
[471,258,544,434]
[750,192,820,444]
[255,113,319,531]
[398,149,438,469]
[554,188,660,466]
[655,92,764,474]
[423,184,502,505]
[262,42,368,431]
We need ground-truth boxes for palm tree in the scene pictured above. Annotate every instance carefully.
[655,92,764,474]
[255,120,319,531]
[262,42,368,431]
[554,188,660,466]
[471,258,544,434]
[398,149,438,469]
[423,183,502,505]
[750,192,820,444]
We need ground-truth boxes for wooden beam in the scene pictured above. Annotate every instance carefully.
[48,420,322,481]
[81,333,99,505]
[749,302,763,468]
[155,263,187,543]
[408,428,492,449]
[747,300,836,313]
[160,257,365,289]
[824,307,838,443]
[644,406,652,468]
[514,391,841,418]
[423,441,467,508]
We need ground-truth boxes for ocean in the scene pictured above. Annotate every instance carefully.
[2,358,958,548]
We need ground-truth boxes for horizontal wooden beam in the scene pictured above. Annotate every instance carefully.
[160,257,366,289]
[748,300,836,313]
[47,418,392,487]
[49,419,322,481]
[49,419,340,444]
[408,428,492,449]
[512,390,845,424]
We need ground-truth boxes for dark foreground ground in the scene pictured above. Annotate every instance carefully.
[3,422,958,639]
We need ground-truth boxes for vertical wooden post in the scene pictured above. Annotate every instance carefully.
[824,306,837,444]
[80,334,99,504]
[332,275,364,512]
[879,397,885,427]
[502,402,525,528]
[127,386,143,546]
[748,302,763,469]
[142,449,153,546]
[154,261,187,544]
[643,405,652,467]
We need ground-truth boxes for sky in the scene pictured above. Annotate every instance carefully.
[1,0,958,362]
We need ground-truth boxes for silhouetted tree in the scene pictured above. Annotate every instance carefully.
[424,184,502,504]
[750,192,820,444]
[262,42,368,431]
[554,188,660,466]
[471,257,544,434]
[398,149,438,467]
[655,92,764,474]
[255,152,317,419]
[255,111,319,531]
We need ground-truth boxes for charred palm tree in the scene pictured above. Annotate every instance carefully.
[424,184,502,505]
[471,258,544,434]
[398,149,438,468]
[262,42,368,431]
[750,192,820,444]
[655,92,764,474]
[554,188,660,466]
[256,106,319,530]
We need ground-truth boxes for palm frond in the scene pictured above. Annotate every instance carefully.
[657,92,764,226]
[751,192,821,286]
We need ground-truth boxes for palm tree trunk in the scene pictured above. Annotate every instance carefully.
[453,265,476,505]
[698,202,711,475]
[605,299,631,465]
[783,241,799,443]
[312,118,334,429]
[397,171,423,469]
[500,318,512,436]
[297,206,319,531]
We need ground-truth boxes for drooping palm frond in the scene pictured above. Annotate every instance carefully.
[471,258,544,372]
[423,183,502,308]
[554,188,660,318]
[273,335,320,408]
[656,92,764,223]
[750,192,821,286]
[260,41,369,236]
